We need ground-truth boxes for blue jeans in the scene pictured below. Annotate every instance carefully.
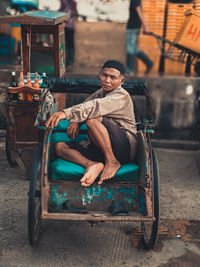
[126,28,140,55]
[126,28,153,72]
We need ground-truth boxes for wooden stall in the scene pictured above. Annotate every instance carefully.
[0,10,69,175]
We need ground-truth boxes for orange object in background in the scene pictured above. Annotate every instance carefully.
[27,72,33,101]
[165,2,194,75]
[138,0,166,74]
[27,93,33,101]
[18,71,25,87]
[27,72,32,87]
[193,0,200,11]
[33,72,40,101]
[18,72,25,100]
[33,72,40,89]
[175,9,200,54]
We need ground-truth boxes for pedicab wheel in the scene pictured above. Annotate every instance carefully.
[28,144,42,246]
[141,149,160,250]
[5,130,18,168]
[194,61,200,76]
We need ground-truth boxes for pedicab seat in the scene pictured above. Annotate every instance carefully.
[50,120,139,182]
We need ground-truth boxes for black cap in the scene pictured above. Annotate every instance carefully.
[101,60,125,75]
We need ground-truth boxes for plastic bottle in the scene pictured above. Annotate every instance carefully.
[40,73,47,88]
[18,71,25,101]
[9,71,18,100]
[26,72,33,101]
[10,71,17,87]
[18,71,25,87]
[33,72,40,89]
[33,72,40,101]
[27,72,32,87]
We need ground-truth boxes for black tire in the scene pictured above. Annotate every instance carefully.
[141,149,160,250]
[28,144,42,246]
[6,130,18,168]
[194,61,200,76]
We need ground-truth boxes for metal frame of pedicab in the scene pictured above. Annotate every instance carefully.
[28,81,160,250]
[147,32,200,75]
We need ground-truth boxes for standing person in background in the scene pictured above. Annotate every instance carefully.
[59,0,77,72]
[126,0,153,75]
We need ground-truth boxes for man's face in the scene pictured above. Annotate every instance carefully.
[99,67,125,92]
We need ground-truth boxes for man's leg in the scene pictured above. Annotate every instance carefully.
[83,117,121,185]
[55,142,104,187]
[126,28,139,74]
[136,51,153,74]
[55,117,123,186]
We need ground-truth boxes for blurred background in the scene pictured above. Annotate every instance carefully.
[0,0,200,145]
[0,0,199,75]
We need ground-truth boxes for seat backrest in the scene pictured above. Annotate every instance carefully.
[48,78,154,123]
[132,95,148,124]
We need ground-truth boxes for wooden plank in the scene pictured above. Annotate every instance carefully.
[15,141,38,146]
[41,210,156,222]
[8,86,41,94]
[0,12,69,25]
[30,46,54,52]
[28,25,55,34]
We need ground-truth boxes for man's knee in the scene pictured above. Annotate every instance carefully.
[86,117,102,128]
[55,142,68,157]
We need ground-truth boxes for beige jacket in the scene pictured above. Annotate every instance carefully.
[63,86,137,159]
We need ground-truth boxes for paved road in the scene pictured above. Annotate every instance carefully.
[0,134,200,267]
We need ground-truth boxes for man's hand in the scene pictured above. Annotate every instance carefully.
[45,111,66,129]
[136,6,150,34]
[143,25,150,34]
[67,122,79,139]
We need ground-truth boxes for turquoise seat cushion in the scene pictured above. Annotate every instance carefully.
[53,120,88,144]
[51,119,139,182]
[51,158,139,182]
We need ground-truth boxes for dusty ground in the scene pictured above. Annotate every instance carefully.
[0,129,200,267]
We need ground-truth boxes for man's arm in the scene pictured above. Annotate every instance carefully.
[45,111,66,129]
[46,90,127,134]
[135,6,149,33]
[63,91,127,123]
[45,111,79,139]
[45,89,101,137]
[67,122,79,139]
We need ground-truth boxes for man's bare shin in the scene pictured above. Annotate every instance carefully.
[55,142,104,187]
[86,118,117,163]
[55,142,90,167]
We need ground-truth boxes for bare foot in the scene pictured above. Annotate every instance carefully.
[80,162,104,187]
[98,160,121,185]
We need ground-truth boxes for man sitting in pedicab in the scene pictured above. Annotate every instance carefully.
[46,60,138,187]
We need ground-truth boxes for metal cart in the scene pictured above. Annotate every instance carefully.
[27,79,160,250]
[148,31,200,75]
[148,9,200,75]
